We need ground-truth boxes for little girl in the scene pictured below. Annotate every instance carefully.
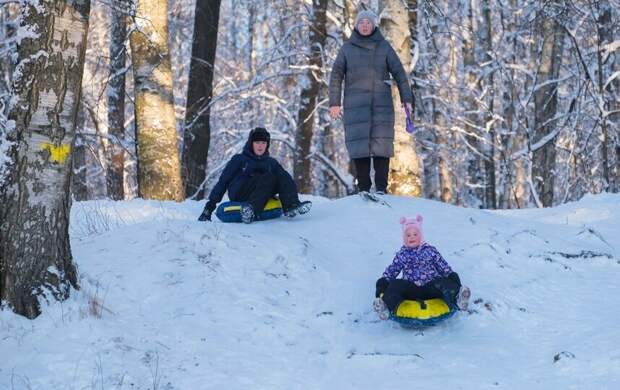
[373,215,471,320]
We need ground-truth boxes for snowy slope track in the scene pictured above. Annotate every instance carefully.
[2,194,619,389]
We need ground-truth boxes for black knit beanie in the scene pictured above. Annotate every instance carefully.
[250,127,270,143]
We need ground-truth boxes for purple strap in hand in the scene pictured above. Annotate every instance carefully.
[405,105,414,134]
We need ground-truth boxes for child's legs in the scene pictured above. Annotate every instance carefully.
[274,169,300,211]
[234,173,278,212]
[428,272,462,306]
[382,279,426,312]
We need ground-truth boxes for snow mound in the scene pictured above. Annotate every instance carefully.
[2,193,619,389]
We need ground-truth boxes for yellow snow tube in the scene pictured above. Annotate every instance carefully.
[216,198,283,222]
[222,198,282,213]
[395,298,451,319]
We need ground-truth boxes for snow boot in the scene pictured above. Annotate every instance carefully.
[456,286,471,311]
[359,191,391,207]
[373,298,390,320]
[284,201,312,218]
[240,204,255,224]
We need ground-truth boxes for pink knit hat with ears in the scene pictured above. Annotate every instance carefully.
[400,215,424,245]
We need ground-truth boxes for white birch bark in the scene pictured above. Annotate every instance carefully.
[0,0,90,318]
[380,0,422,196]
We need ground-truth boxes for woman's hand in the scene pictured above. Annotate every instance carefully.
[329,106,342,120]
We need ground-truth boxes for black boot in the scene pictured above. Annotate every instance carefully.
[198,201,216,221]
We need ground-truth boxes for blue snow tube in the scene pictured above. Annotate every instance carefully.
[389,298,457,328]
[215,198,283,223]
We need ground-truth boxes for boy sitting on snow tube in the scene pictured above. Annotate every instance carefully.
[198,127,312,223]
[373,215,471,323]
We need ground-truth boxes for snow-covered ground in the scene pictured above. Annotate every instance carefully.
[2,193,619,389]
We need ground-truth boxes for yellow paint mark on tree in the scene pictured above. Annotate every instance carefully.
[41,143,71,164]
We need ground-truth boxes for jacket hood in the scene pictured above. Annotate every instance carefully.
[243,129,271,159]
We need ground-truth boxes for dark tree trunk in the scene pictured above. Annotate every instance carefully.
[294,0,328,194]
[498,0,524,209]
[182,0,222,199]
[0,0,91,319]
[596,0,618,192]
[106,6,127,200]
[406,0,418,43]
[462,0,484,206]
[532,4,565,207]
[481,0,497,208]
[407,0,419,118]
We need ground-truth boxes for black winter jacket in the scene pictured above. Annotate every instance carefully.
[207,135,287,204]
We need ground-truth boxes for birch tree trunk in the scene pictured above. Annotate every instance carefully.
[380,0,422,196]
[532,5,565,207]
[107,5,127,200]
[294,0,328,194]
[182,0,221,199]
[130,0,183,201]
[0,0,90,319]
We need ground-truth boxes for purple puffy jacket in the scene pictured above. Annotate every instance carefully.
[383,243,453,286]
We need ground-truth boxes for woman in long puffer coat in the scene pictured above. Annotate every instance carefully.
[328,10,413,194]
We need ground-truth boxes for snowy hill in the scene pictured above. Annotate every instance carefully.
[2,194,620,389]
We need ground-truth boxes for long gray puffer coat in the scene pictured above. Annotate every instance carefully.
[329,28,413,159]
